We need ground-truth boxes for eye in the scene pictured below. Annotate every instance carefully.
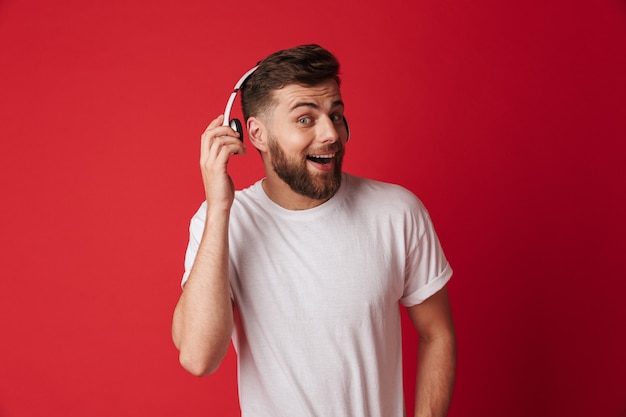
[330,113,344,123]
[297,116,312,124]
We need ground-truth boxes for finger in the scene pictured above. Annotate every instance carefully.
[208,136,246,158]
[201,135,246,164]
[201,127,244,154]
[200,131,241,163]
[202,115,241,142]
[203,114,242,137]
[202,125,241,142]
[214,142,246,162]
[200,143,245,174]
[204,114,224,133]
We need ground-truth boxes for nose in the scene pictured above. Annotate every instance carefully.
[317,115,340,144]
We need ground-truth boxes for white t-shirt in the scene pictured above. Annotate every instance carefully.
[182,173,452,417]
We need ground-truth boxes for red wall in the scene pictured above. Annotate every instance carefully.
[1,1,625,416]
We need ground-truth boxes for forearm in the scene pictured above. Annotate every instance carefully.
[413,333,457,417]
[172,208,234,376]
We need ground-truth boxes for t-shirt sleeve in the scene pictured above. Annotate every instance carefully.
[180,202,207,288]
[400,198,452,306]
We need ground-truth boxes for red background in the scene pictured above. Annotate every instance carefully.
[1,0,625,416]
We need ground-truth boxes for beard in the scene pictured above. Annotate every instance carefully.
[267,136,344,201]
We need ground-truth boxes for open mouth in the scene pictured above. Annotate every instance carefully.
[306,153,335,165]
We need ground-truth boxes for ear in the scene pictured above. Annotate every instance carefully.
[247,116,268,153]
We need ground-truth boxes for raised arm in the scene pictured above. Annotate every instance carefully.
[407,285,457,417]
[171,115,246,377]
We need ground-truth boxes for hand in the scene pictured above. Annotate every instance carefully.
[199,114,246,212]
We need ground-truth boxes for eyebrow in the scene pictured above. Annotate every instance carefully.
[289,100,345,111]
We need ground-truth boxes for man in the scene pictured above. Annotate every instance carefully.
[172,44,456,417]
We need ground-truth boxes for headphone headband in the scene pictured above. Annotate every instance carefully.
[222,66,258,127]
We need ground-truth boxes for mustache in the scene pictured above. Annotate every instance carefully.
[306,143,344,155]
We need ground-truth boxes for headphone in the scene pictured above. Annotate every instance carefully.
[222,66,350,141]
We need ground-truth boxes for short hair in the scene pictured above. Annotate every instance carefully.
[241,44,341,121]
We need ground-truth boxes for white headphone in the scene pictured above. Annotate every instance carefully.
[222,66,258,136]
[222,66,349,141]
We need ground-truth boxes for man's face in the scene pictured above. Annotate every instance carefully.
[263,79,348,201]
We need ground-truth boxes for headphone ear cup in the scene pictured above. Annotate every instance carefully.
[343,116,350,142]
[229,118,244,141]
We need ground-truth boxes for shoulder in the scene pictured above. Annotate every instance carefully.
[343,174,427,213]
[342,174,435,237]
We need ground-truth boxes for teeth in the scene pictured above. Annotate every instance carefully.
[309,153,335,159]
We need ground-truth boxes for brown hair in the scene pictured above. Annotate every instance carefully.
[240,44,341,121]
